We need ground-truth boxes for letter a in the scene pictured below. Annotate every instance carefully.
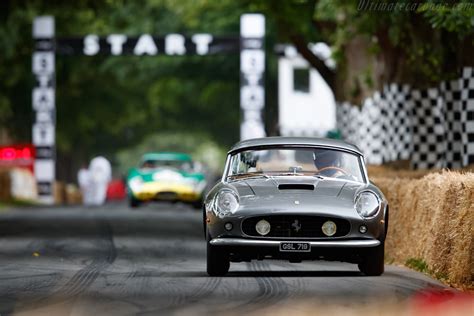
[134,34,158,55]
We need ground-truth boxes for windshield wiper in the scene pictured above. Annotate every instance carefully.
[271,172,326,180]
[228,173,270,181]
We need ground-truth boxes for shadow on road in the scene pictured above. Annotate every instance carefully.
[0,204,203,239]
[165,270,363,278]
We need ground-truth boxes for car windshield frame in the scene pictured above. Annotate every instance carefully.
[223,145,368,184]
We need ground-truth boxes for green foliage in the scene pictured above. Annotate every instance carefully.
[418,1,474,35]
[362,67,374,89]
[132,0,474,95]
[263,0,473,91]
[1,0,471,179]
[405,257,448,282]
[0,0,261,180]
[405,257,430,273]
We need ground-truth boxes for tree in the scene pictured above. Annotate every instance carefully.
[0,0,259,181]
[252,0,473,101]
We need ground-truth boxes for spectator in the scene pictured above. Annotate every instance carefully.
[77,164,91,205]
[88,156,112,206]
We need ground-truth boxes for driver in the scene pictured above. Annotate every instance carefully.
[313,149,343,177]
[141,160,155,169]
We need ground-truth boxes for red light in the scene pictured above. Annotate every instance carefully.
[0,144,34,173]
[0,146,34,161]
[0,147,16,160]
[21,148,32,159]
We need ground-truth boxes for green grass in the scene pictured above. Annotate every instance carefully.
[434,271,449,282]
[0,202,10,212]
[0,199,39,211]
[405,258,430,273]
[405,257,449,283]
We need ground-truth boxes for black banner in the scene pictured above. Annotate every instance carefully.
[53,34,239,56]
[37,181,53,196]
[35,146,55,159]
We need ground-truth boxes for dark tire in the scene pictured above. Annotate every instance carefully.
[207,241,229,276]
[358,243,385,276]
[129,197,141,208]
[202,207,207,239]
[192,200,203,210]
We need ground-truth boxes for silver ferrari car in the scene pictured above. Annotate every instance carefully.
[204,137,388,276]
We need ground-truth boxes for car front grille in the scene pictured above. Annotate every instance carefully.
[242,215,351,238]
[155,192,177,200]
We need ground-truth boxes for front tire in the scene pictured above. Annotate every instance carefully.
[192,200,203,210]
[129,197,141,208]
[358,243,384,276]
[207,240,229,276]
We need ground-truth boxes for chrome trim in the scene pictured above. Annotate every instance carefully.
[222,154,231,183]
[239,215,353,239]
[354,191,381,219]
[361,156,369,184]
[224,145,365,183]
[210,238,380,248]
[228,144,362,156]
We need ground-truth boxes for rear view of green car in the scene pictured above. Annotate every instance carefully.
[126,152,207,208]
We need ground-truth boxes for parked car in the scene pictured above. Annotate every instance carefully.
[204,137,388,276]
[127,152,207,208]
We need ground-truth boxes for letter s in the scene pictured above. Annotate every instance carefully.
[84,34,100,56]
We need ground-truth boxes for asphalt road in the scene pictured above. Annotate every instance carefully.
[0,202,450,315]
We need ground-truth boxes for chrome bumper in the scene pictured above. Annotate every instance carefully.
[210,238,380,248]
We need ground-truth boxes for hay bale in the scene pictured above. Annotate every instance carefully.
[367,165,433,179]
[367,164,473,179]
[372,171,474,289]
[53,181,66,205]
[0,168,38,202]
[10,168,37,201]
[65,184,82,205]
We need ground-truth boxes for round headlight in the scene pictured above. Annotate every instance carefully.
[322,220,337,236]
[255,219,271,236]
[355,192,380,218]
[215,190,239,218]
[129,177,143,192]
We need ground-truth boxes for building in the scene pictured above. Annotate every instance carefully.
[278,43,336,137]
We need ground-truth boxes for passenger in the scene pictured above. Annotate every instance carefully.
[141,160,154,169]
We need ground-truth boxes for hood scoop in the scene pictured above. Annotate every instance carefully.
[278,184,315,191]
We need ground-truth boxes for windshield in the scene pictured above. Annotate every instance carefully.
[227,147,365,183]
[140,159,193,172]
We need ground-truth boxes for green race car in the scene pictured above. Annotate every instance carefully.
[127,152,207,208]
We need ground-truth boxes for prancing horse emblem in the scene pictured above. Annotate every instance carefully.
[291,219,302,232]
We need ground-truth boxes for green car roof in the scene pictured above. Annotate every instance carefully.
[141,152,192,162]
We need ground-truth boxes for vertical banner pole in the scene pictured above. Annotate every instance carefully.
[240,14,266,140]
[32,16,56,204]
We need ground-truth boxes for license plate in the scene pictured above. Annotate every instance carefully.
[157,192,177,200]
[279,242,311,252]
